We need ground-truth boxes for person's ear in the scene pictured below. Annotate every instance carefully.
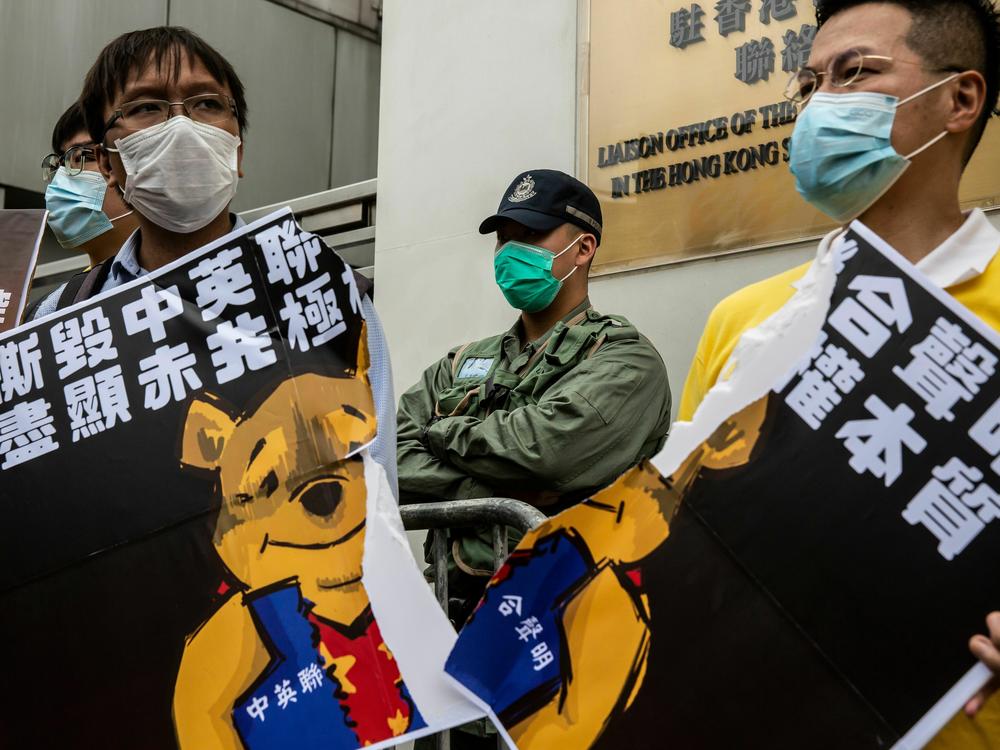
[237,141,244,179]
[575,232,598,267]
[945,70,987,136]
[97,145,121,193]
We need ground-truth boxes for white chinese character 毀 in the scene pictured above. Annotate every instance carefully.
[64,365,131,442]
[0,333,43,403]
[246,695,268,723]
[137,343,203,410]
[189,246,255,321]
[257,219,322,286]
[207,312,277,385]
[122,284,183,343]
[298,663,325,694]
[516,616,544,642]
[279,273,347,351]
[0,398,59,469]
[498,594,523,617]
[274,679,298,709]
[51,308,118,379]
[530,642,554,672]
[835,395,927,487]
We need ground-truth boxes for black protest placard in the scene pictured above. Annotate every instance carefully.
[0,210,373,747]
[656,222,1000,747]
[447,222,1000,749]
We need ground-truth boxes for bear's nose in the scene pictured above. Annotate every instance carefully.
[299,481,343,518]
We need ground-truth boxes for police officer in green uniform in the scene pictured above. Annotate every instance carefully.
[397,169,672,624]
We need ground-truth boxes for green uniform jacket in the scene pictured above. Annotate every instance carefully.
[396,298,672,573]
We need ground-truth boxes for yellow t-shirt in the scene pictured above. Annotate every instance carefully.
[678,247,1000,747]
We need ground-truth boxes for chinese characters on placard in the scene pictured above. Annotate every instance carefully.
[776,235,1000,562]
[244,662,327,724]
[0,220,352,472]
[497,594,555,672]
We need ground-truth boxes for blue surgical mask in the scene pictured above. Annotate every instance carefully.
[44,167,131,249]
[789,74,957,223]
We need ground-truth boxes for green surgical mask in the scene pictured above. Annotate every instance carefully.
[493,235,582,313]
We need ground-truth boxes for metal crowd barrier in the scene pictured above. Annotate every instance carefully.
[398,498,549,750]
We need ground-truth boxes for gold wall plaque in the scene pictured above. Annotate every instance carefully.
[584,0,999,275]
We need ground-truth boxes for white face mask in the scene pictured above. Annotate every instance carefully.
[107,116,241,233]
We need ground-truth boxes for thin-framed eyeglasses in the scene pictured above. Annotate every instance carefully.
[41,144,98,182]
[102,93,238,139]
[783,48,963,104]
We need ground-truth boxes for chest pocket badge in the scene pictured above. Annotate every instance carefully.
[457,357,494,380]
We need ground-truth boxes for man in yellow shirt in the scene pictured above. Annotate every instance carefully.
[679,0,1000,744]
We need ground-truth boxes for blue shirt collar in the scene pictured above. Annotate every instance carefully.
[109,213,248,284]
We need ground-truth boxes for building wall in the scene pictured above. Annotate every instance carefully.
[0,0,380,212]
[0,0,168,194]
[375,0,812,414]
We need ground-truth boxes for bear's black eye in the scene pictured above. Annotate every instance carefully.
[234,492,253,505]
[299,481,343,518]
[260,470,279,498]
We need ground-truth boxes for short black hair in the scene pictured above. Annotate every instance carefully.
[50,101,90,154]
[816,0,1000,159]
[80,26,248,144]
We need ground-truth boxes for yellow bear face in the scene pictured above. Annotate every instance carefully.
[179,372,377,620]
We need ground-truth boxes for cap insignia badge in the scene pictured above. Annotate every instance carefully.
[507,175,537,203]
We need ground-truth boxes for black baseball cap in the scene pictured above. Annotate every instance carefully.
[479,169,603,245]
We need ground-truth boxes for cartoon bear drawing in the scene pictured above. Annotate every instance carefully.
[173,370,424,750]
[448,396,769,748]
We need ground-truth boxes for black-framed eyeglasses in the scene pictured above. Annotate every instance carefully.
[102,93,238,140]
[41,144,98,182]
[784,48,963,104]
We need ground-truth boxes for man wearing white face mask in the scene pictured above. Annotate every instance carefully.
[30,27,399,495]
[677,0,1000,745]
[40,102,138,269]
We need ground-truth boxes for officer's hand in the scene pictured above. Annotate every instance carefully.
[965,611,1000,716]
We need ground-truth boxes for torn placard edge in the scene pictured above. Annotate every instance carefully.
[361,453,486,743]
[651,228,839,478]
[442,666,520,750]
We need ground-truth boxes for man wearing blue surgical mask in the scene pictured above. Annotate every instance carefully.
[677,0,1000,745]
[41,102,138,267]
[397,169,672,630]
